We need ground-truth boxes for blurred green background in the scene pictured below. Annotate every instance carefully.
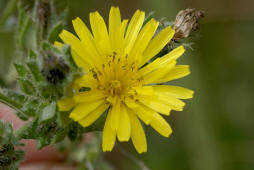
[0,0,254,170]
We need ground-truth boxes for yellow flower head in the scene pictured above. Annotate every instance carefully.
[57,6,194,153]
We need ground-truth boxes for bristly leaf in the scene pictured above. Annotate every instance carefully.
[28,49,37,59]
[40,102,56,123]
[18,79,36,95]
[26,60,44,82]
[14,64,28,78]
[0,121,25,170]
[0,87,27,109]
[48,21,64,43]
[16,2,35,50]
[0,87,39,120]
[14,62,37,95]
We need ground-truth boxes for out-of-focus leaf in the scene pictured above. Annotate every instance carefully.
[28,49,37,59]
[18,79,36,95]
[0,87,26,109]
[16,2,36,50]
[26,60,44,82]
[48,21,63,43]
[51,128,67,144]
[14,64,28,78]
[96,160,115,170]
[0,0,18,27]
[0,121,25,170]
[57,110,72,127]
[68,123,78,141]
[0,78,5,86]
[0,87,40,120]
[16,13,32,49]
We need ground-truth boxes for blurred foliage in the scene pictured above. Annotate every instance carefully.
[0,0,254,170]
[0,121,24,170]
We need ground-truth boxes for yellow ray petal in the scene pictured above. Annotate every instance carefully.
[160,45,185,65]
[72,17,101,62]
[124,97,138,108]
[71,49,90,70]
[120,19,128,39]
[117,104,131,141]
[119,20,128,54]
[109,99,121,130]
[131,103,154,124]
[73,74,95,91]
[90,11,112,55]
[59,30,93,69]
[128,109,147,154]
[142,26,175,66]
[156,65,190,83]
[124,10,145,55]
[69,99,104,121]
[155,95,185,111]
[78,102,109,127]
[138,95,171,115]
[57,97,75,111]
[135,86,153,95]
[102,110,116,152]
[54,41,64,47]
[153,85,194,99]
[129,18,159,63]
[150,113,172,137]
[137,46,184,79]
[142,61,176,85]
[136,58,161,77]
[73,90,107,103]
[109,6,123,53]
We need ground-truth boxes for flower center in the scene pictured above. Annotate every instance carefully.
[89,53,141,99]
[109,80,122,96]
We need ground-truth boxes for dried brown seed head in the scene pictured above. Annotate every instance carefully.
[173,8,205,40]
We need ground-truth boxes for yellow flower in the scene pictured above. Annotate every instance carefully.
[57,6,193,153]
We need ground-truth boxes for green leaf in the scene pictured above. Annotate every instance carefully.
[51,128,67,144]
[14,119,38,140]
[14,63,36,95]
[37,136,48,150]
[0,87,39,120]
[18,79,36,95]
[14,64,28,78]
[26,60,44,82]
[0,0,18,27]
[28,49,37,59]
[42,41,61,55]
[0,87,26,109]
[21,99,41,117]
[16,10,32,49]
[0,121,25,170]
[0,78,5,86]
[48,21,63,43]
[68,123,78,141]
[40,102,56,123]
[57,111,72,127]
[96,160,115,170]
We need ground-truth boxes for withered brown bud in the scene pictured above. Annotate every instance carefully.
[173,8,205,40]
